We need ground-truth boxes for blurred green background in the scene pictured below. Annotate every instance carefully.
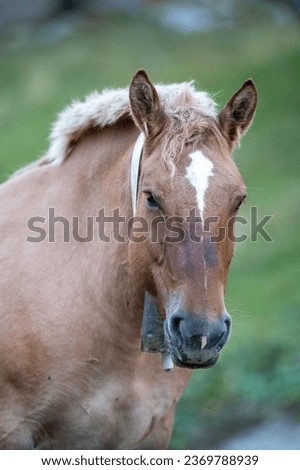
[0,0,299,449]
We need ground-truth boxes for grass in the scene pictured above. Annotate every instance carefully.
[1,10,299,449]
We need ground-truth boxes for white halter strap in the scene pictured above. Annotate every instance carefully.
[130,133,145,215]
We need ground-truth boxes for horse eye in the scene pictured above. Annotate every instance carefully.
[146,193,158,208]
[235,196,246,212]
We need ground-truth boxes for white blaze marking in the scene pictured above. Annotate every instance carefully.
[186,150,214,294]
[186,150,214,220]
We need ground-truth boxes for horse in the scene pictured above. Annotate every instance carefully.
[0,70,257,449]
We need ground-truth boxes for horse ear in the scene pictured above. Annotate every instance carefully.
[218,79,257,147]
[129,69,165,138]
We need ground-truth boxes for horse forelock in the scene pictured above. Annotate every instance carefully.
[158,111,225,178]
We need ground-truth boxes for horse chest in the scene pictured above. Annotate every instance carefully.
[80,386,172,449]
[36,365,181,450]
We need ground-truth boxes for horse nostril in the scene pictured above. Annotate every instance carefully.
[225,318,231,332]
[208,314,231,349]
[207,330,226,349]
[169,313,183,336]
[224,313,232,336]
[173,316,181,329]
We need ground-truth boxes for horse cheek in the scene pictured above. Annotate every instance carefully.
[128,239,152,291]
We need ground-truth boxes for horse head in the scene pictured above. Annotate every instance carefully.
[128,70,257,370]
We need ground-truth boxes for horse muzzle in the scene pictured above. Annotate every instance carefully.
[164,310,231,369]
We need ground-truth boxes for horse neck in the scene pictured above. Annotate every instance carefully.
[62,121,144,331]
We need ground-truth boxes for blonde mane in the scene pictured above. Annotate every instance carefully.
[11,82,218,179]
[48,82,217,165]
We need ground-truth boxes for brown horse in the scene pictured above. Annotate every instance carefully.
[0,70,257,449]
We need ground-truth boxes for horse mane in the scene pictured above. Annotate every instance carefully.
[11,82,218,178]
